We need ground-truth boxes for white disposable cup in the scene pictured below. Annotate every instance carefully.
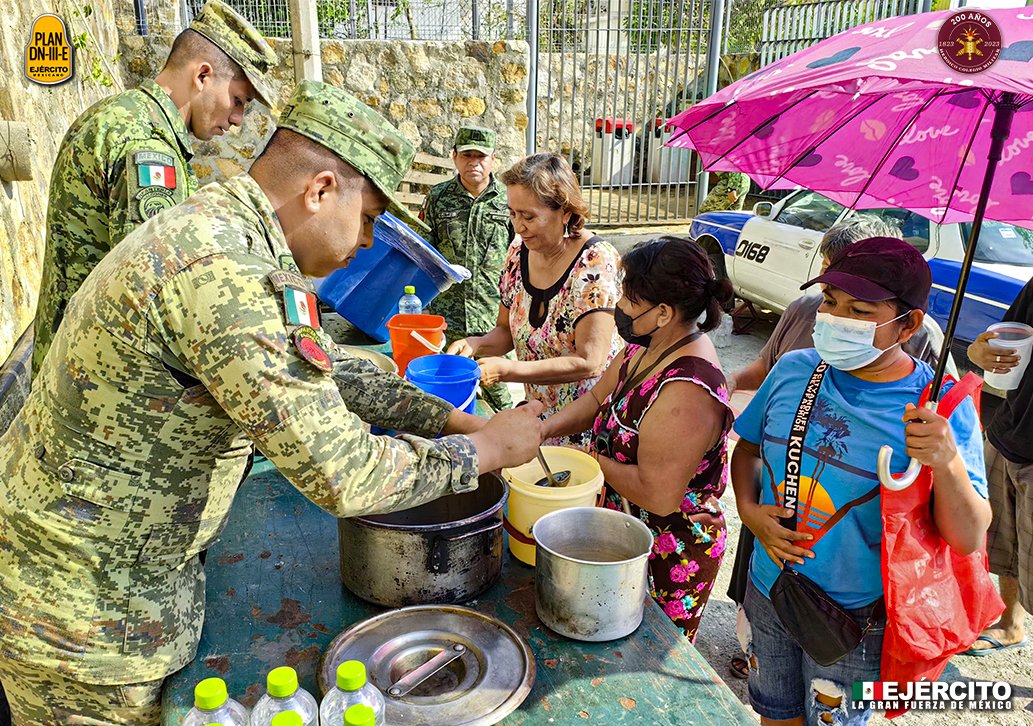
[984,322,1033,391]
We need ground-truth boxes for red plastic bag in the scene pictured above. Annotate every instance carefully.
[880,373,1004,718]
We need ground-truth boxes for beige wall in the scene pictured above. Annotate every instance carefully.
[0,0,131,364]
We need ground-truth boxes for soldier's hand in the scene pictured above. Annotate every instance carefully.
[468,400,546,472]
[448,338,476,357]
[967,331,1020,374]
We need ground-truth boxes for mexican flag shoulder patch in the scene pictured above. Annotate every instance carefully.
[284,287,320,329]
[137,163,177,190]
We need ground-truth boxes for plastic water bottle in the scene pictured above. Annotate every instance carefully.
[249,666,319,726]
[182,677,249,725]
[398,285,422,315]
[319,661,385,726]
[345,703,377,726]
[270,712,302,726]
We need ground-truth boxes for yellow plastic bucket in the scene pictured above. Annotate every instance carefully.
[502,446,604,565]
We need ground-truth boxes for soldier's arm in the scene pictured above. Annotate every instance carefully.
[108,139,194,244]
[330,353,454,436]
[149,254,481,517]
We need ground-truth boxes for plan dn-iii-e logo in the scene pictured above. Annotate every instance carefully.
[25,14,74,85]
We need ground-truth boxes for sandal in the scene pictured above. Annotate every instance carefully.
[729,655,750,679]
[962,635,1027,657]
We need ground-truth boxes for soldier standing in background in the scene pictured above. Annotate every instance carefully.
[421,126,515,410]
[31,0,278,377]
[0,82,543,724]
[697,171,752,214]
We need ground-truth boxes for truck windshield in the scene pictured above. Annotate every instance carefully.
[961,221,1033,267]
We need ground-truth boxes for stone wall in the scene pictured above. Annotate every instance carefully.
[119,35,532,187]
[0,0,130,364]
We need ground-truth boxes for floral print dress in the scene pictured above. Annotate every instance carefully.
[591,345,733,642]
[499,236,622,446]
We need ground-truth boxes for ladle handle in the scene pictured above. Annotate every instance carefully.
[536,449,557,486]
[387,643,467,698]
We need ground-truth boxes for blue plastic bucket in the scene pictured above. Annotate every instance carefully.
[317,212,470,342]
[405,355,481,414]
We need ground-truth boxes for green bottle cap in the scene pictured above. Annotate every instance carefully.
[266,666,299,698]
[194,677,228,710]
[336,660,367,691]
[345,703,376,726]
[404,285,416,294]
[271,711,304,726]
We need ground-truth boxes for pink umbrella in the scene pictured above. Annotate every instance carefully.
[667,7,1033,483]
[668,10,1024,699]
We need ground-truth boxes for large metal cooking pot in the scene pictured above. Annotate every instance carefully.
[533,506,654,641]
[338,473,507,607]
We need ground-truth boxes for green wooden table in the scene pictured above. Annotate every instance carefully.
[161,458,756,725]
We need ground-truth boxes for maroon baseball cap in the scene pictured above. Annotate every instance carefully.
[800,236,931,311]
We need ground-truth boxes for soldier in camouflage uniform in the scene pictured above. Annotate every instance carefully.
[697,171,752,214]
[0,82,543,724]
[421,126,515,410]
[31,0,279,379]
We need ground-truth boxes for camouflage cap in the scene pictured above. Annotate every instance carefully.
[190,0,279,108]
[454,126,495,155]
[277,81,428,233]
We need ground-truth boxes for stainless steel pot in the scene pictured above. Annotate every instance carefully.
[533,506,654,641]
[319,605,535,725]
[338,473,507,606]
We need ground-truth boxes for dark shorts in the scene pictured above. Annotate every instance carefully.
[743,579,883,724]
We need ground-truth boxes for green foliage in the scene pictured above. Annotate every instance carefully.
[620,0,767,54]
[483,1,524,40]
[69,3,117,89]
[624,0,693,53]
[539,0,593,50]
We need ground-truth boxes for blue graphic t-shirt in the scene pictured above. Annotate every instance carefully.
[734,348,987,609]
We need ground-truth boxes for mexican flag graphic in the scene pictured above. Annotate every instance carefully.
[137,164,177,189]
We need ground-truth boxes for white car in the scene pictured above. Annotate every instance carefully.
[689,189,1033,348]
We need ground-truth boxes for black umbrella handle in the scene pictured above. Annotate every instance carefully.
[930,92,1018,402]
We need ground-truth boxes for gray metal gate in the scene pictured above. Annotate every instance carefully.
[528,0,717,226]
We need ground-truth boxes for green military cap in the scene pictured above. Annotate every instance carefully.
[454,126,495,155]
[190,0,279,108]
[277,81,428,234]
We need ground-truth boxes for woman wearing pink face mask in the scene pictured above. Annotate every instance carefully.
[730,236,991,726]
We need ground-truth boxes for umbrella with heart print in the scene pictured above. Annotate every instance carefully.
[666,6,1033,487]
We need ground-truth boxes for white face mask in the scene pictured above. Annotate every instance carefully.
[812,310,911,371]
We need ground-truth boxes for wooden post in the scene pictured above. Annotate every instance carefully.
[289,0,322,83]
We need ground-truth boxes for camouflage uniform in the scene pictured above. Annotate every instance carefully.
[31,0,278,379]
[421,127,514,410]
[0,82,476,721]
[697,171,752,214]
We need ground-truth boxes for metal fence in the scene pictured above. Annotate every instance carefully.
[758,0,935,67]
[144,0,521,39]
[531,0,715,225]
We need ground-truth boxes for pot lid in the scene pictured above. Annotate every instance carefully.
[320,605,535,726]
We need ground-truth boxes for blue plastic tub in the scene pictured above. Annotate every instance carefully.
[317,212,470,342]
[405,354,481,414]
